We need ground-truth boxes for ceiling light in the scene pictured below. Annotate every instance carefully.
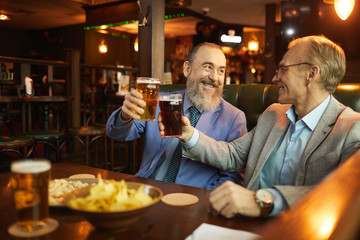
[334,0,355,20]
[285,28,295,36]
[165,0,192,8]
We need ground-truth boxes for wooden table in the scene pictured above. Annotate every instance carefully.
[0,162,271,240]
[22,95,72,132]
[0,96,23,103]
[0,96,22,135]
[0,95,72,134]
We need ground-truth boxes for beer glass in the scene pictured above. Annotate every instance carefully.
[8,159,58,238]
[159,94,183,137]
[135,77,160,121]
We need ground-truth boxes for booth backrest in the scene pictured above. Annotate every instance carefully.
[160,83,360,130]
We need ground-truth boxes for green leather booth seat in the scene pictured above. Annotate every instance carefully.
[160,83,360,130]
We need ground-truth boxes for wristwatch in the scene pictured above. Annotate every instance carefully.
[255,189,274,217]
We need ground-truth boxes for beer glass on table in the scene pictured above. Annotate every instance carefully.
[8,159,58,238]
[159,94,183,137]
[135,77,160,121]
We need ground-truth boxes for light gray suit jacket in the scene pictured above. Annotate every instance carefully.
[183,95,360,206]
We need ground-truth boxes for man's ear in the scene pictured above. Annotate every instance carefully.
[307,65,320,85]
[183,61,191,78]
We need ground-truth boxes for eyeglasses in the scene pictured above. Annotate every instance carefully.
[274,62,313,78]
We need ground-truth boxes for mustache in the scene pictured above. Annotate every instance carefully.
[199,79,219,87]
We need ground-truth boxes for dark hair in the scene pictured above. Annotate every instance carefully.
[187,42,222,63]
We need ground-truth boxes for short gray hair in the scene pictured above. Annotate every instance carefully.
[289,35,346,93]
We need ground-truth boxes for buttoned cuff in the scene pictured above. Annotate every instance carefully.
[183,128,199,150]
[114,109,132,127]
[266,188,289,216]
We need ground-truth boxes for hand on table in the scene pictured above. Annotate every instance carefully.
[158,114,194,142]
[209,181,261,218]
[121,89,145,120]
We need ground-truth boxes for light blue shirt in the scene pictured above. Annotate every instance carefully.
[261,95,331,187]
[261,95,330,215]
[185,95,331,215]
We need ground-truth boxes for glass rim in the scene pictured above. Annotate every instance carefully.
[158,94,182,100]
[136,77,160,84]
[11,159,51,174]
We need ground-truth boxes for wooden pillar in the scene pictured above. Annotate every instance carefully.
[152,0,165,83]
[138,0,152,77]
[66,49,81,128]
[264,4,277,84]
[138,0,165,82]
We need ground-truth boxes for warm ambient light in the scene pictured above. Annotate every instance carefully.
[134,37,138,52]
[248,40,259,52]
[334,0,355,20]
[221,46,232,54]
[324,0,355,20]
[337,84,360,90]
[0,13,10,21]
[98,40,108,54]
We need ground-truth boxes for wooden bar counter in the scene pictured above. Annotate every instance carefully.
[0,162,270,240]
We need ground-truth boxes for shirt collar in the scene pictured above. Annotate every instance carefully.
[286,95,331,131]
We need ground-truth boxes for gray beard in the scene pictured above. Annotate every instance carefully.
[186,80,223,111]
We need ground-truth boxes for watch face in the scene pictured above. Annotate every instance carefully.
[256,189,273,204]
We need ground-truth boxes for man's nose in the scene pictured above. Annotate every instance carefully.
[272,73,279,83]
[209,69,219,80]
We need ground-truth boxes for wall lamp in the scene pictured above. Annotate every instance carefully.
[98,40,108,54]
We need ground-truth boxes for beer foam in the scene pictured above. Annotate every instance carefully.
[136,77,160,84]
[11,160,51,174]
[159,98,181,102]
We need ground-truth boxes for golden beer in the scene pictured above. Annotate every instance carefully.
[10,160,51,232]
[136,77,160,121]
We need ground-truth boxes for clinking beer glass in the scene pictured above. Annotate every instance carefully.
[159,94,183,137]
[8,159,58,237]
[135,77,160,121]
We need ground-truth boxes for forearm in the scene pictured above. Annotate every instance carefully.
[106,108,142,141]
[183,131,248,171]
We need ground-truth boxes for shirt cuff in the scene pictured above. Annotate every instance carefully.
[266,188,289,216]
[183,128,199,150]
[114,109,132,127]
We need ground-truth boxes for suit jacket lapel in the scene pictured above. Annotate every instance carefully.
[295,96,345,184]
[247,108,290,189]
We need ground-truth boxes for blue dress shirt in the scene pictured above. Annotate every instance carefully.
[150,94,201,180]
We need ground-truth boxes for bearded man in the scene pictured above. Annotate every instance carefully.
[106,42,247,189]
